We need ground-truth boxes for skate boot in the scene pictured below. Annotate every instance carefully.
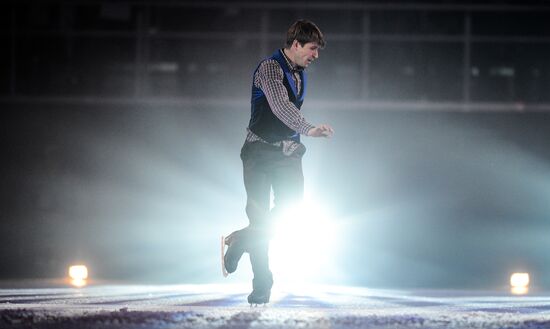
[222,229,248,275]
[247,274,273,305]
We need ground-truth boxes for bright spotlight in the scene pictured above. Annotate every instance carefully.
[269,199,339,285]
[68,265,88,287]
[510,272,529,295]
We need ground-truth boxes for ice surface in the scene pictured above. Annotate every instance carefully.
[1,283,550,328]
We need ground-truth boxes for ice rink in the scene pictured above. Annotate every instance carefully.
[2,283,550,328]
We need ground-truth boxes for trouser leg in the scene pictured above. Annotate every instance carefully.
[241,143,273,282]
[242,145,271,231]
[241,142,305,295]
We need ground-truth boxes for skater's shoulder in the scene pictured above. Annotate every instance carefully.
[255,59,284,78]
[257,58,282,70]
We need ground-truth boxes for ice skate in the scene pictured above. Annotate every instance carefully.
[221,236,229,277]
[247,274,273,305]
[247,289,271,306]
[221,229,248,276]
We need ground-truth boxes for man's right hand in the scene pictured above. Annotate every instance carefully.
[307,124,334,138]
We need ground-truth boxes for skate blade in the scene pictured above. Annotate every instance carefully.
[221,235,229,278]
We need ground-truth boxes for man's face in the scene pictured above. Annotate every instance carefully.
[292,41,320,68]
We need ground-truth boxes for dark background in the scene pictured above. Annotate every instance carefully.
[1,0,550,290]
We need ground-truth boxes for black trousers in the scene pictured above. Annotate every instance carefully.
[240,141,306,282]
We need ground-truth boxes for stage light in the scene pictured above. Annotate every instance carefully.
[269,199,339,285]
[510,272,529,295]
[68,265,88,287]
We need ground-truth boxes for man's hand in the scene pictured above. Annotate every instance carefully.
[307,124,334,138]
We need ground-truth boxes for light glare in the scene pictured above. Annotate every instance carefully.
[510,272,529,295]
[510,272,529,288]
[69,265,88,280]
[270,200,339,285]
[69,265,89,287]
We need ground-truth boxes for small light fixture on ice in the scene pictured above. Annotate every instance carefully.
[68,265,88,287]
[510,272,529,295]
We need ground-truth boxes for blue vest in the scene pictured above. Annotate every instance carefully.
[248,49,307,143]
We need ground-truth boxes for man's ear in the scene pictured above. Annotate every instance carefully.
[292,39,300,50]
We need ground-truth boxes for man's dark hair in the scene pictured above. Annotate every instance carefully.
[285,19,325,49]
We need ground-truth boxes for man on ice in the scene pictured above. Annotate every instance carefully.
[222,19,334,305]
